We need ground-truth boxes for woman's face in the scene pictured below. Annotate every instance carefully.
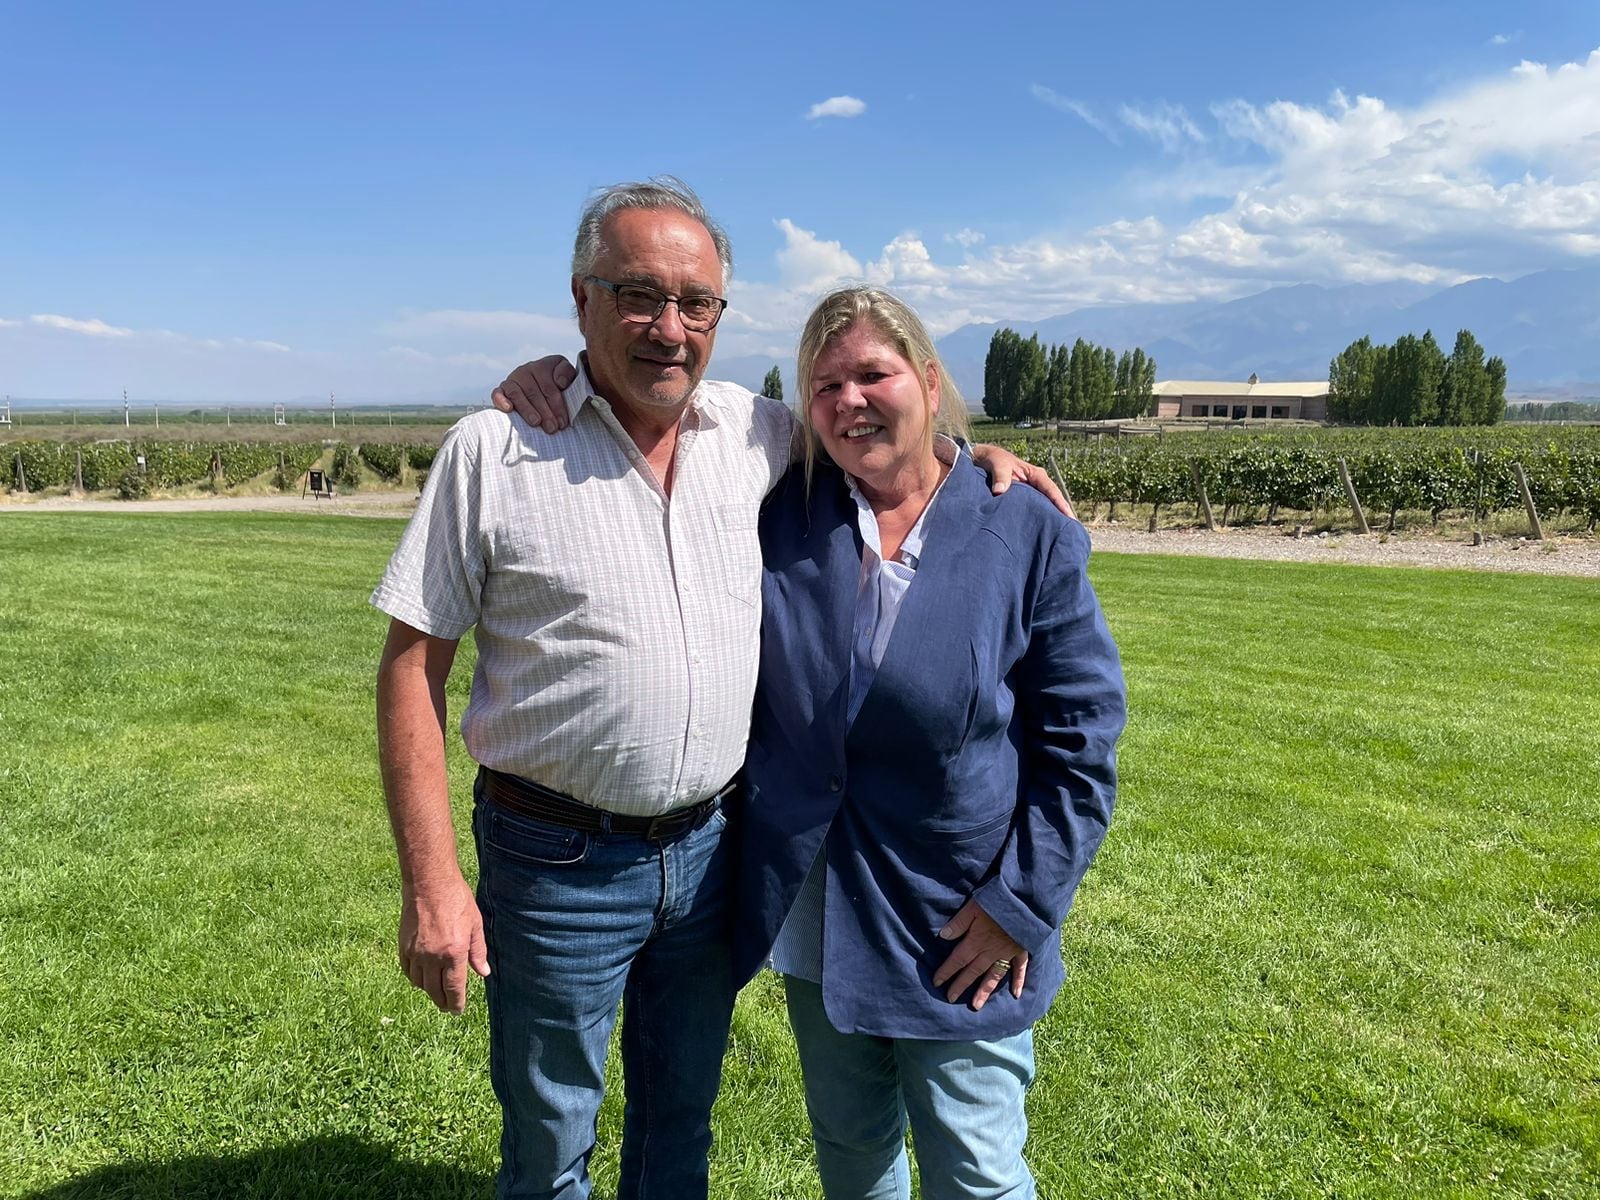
[807,322,939,488]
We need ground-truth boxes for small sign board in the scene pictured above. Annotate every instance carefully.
[304,468,334,500]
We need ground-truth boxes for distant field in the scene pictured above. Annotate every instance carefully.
[0,417,463,447]
[1,512,1595,1198]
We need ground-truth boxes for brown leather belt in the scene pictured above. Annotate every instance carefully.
[479,767,734,842]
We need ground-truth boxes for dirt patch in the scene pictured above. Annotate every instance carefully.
[5,490,1598,578]
[0,489,418,519]
[1084,523,1600,578]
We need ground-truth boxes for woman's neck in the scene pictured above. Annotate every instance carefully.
[854,451,949,563]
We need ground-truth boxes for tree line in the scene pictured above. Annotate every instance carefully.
[1506,400,1600,423]
[982,329,1157,423]
[1328,330,1506,426]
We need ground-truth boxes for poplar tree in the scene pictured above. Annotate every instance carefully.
[762,365,784,402]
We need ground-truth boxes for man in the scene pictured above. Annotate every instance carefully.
[373,177,1063,1200]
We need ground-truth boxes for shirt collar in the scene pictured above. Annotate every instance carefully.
[569,353,725,429]
[844,435,963,567]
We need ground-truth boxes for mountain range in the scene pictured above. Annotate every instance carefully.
[920,265,1600,405]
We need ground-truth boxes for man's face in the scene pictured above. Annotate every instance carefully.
[574,208,722,417]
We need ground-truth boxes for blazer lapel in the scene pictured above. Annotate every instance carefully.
[846,458,989,737]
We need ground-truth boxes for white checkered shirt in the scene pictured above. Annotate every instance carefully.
[372,359,796,816]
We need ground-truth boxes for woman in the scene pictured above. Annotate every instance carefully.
[734,287,1126,1199]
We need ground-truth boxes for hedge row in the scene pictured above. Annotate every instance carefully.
[1038,427,1600,523]
[3,441,325,494]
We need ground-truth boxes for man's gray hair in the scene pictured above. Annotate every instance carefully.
[571,176,734,287]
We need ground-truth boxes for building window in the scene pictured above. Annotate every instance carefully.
[1232,405,1247,419]
[1251,405,1267,418]
[1213,405,1230,417]
[1271,405,1287,418]
[1190,403,1208,416]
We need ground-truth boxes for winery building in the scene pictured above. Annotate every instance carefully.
[1152,375,1330,421]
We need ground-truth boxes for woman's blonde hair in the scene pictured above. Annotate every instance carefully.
[794,286,969,488]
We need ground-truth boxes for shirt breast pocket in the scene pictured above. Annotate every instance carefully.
[713,504,761,608]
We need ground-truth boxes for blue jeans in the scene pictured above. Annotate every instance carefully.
[472,776,737,1200]
[783,975,1036,1200]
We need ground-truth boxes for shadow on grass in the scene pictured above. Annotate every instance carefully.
[19,1134,495,1199]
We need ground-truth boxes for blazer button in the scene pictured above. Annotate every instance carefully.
[827,776,843,793]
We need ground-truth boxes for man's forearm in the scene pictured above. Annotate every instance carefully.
[376,627,464,896]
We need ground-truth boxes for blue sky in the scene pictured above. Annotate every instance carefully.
[3,1,1598,402]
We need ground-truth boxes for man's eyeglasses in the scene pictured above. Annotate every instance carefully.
[584,276,728,332]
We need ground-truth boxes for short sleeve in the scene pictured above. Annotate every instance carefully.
[369,423,486,639]
[752,396,802,495]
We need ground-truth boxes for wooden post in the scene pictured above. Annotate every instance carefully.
[74,449,84,492]
[1190,461,1216,530]
[1046,450,1076,515]
[14,452,26,494]
[1338,457,1371,535]
[1512,462,1544,540]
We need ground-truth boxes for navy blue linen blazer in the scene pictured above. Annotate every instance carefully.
[734,456,1127,1041]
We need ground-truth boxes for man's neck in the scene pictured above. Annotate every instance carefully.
[582,354,690,493]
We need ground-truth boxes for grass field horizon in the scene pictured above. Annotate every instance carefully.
[1,512,1596,1198]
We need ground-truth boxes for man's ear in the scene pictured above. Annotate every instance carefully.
[572,276,589,335]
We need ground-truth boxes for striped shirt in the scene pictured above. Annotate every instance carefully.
[372,359,796,816]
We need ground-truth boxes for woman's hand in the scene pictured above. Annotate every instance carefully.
[491,356,578,433]
[932,898,1029,1010]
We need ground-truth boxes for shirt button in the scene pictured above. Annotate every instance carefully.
[828,776,843,793]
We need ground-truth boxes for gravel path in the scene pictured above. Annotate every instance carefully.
[1,490,419,518]
[1084,523,1600,577]
[5,490,1598,578]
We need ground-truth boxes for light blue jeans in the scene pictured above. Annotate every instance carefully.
[783,975,1037,1200]
[472,774,737,1200]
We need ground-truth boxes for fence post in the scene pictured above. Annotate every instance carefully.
[1512,462,1545,540]
[1189,460,1216,530]
[13,452,25,494]
[1046,450,1076,516]
[1338,457,1371,535]
[74,449,84,492]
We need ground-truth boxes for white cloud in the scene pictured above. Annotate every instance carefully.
[806,95,866,120]
[1031,84,1119,143]
[1490,33,1513,46]
[774,218,862,289]
[31,314,134,337]
[1117,101,1206,151]
[385,346,508,372]
[387,309,574,341]
[712,49,1600,352]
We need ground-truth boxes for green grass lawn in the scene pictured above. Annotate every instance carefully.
[1,513,1595,1199]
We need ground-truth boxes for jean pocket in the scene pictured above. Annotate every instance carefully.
[483,808,589,866]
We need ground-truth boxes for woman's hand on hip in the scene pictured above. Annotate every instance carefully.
[933,898,1029,1010]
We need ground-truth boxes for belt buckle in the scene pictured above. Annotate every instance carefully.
[644,799,711,842]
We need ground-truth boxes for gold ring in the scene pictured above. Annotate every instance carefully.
[992,958,1012,973]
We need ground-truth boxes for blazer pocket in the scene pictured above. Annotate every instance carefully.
[928,809,1013,844]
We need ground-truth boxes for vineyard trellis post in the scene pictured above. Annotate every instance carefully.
[1512,462,1544,540]
[1189,460,1216,530]
[13,452,25,494]
[74,450,84,493]
[1045,450,1076,516]
[1338,458,1371,535]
